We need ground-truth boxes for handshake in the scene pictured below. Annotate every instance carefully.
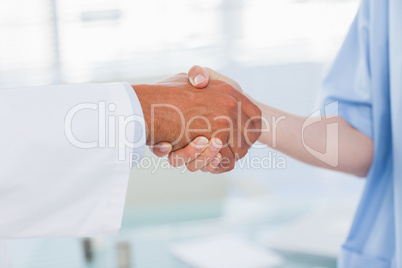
[133,66,262,174]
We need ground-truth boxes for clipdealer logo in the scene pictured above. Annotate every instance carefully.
[64,101,145,161]
[63,100,339,168]
[302,101,339,167]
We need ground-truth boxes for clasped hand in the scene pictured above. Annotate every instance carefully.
[133,66,261,174]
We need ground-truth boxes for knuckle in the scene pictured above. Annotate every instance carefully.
[168,154,184,167]
[227,162,235,171]
[212,168,223,174]
[206,165,215,172]
[167,154,176,166]
[186,165,197,172]
[252,131,261,143]
[222,96,238,109]
[219,119,231,130]
[238,149,248,160]
[230,160,236,169]
[189,65,201,73]
[183,148,195,159]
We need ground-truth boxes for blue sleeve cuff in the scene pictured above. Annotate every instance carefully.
[322,97,373,139]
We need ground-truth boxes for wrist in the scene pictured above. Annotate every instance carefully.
[132,83,184,146]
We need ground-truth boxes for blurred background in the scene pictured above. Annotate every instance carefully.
[2,0,365,267]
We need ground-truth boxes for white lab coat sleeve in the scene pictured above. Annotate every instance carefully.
[0,82,146,238]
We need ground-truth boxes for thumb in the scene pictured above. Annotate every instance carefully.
[150,142,172,157]
[188,65,210,88]
[188,65,243,92]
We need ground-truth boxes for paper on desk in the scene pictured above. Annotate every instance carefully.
[170,234,282,268]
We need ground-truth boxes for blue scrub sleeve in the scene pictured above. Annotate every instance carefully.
[321,7,373,139]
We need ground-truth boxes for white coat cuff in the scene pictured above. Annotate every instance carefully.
[122,82,147,168]
[101,82,146,235]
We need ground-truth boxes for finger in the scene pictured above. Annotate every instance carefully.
[206,79,261,124]
[188,66,243,93]
[150,142,172,157]
[188,65,210,88]
[186,138,223,172]
[227,110,252,161]
[221,85,261,123]
[211,109,254,161]
[208,123,236,173]
[213,147,235,174]
[190,67,260,130]
[201,153,222,173]
[168,136,209,167]
[189,67,261,130]
[204,67,243,92]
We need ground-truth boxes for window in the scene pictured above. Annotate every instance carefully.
[0,0,358,88]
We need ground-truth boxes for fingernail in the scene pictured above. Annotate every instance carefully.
[195,137,209,149]
[210,139,222,151]
[159,144,171,153]
[194,74,205,85]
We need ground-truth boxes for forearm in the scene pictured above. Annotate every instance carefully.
[252,98,373,177]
